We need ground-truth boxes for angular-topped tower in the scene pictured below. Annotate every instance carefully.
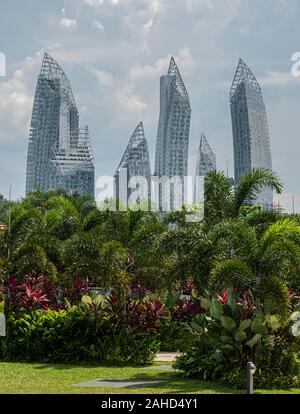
[194,133,216,203]
[194,133,217,203]
[114,122,151,204]
[195,133,216,177]
[26,53,94,196]
[230,58,272,209]
[154,57,191,209]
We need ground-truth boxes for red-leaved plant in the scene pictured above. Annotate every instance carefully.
[126,298,167,333]
[216,288,256,319]
[172,298,201,321]
[3,275,50,310]
[2,275,89,311]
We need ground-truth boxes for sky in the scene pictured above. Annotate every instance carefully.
[0,0,299,211]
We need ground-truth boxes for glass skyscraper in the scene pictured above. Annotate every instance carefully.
[26,53,94,196]
[154,57,191,209]
[195,133,216,176]
[194,133,216,203]
[230,58,273,209]
[114,121,151,205]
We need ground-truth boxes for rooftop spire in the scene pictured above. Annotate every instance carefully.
[41,53,66,79]
[199,133,213,154]
[40,52,77,109]
[167,56,190,101]
[196,133,216,176]
[230,58,262,101]
[115,121,149,174]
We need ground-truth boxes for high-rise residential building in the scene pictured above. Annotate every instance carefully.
[195,133,216,176]
[114,122,151,206]
[154,57,191,210]
[26,53,94,197]
[194,133,216,202]
[230,58,273,209]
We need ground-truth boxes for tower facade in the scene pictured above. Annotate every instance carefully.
[154,57,191,210]
[194,133,216,203]
[114,122,151,206]
[26,53,94,196]
[195,133,216,176]
[230,58,272,209]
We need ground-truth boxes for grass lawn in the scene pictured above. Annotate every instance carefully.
[0,362,299,394]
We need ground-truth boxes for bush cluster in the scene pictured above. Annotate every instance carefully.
[0,292,165,365]
[174,289,300,389]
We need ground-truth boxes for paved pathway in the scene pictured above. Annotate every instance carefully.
[153,352,181,362]
[144,364,174,371]
[73,379,166,388]
[72,352,181,389]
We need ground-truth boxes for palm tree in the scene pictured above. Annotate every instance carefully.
[208,218,300,320]
[154,224,216,293]
[204,169,283,227]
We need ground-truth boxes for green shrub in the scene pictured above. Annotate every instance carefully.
[0,297,161,365]
[159,319,194,352]
[174,292,300,389]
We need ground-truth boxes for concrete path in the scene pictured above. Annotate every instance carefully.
[73,379,166,388]
[153,352,181,362]
[72,353,181,389]
[144,364,174,371]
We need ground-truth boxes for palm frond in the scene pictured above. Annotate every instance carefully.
[260,219,300,254]
[245,209,282,237]
[209,219,258,262]
[234,169,283,215]
[204,171,234,226]
[209,258,255,292]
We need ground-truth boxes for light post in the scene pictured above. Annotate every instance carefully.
[247,362,256,394]
[7,185,12,261]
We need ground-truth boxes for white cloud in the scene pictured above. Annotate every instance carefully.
[83,0,120,5]
[148,0,161,14]
[176,47,195,72]
[87,66,115,87]
[129,47,195,79]
[87,65,149,115]
[80,0,164,55]
[129,56,169,79]
[84,0,104,6]
[84,0,156,7]
[0,51,46,143]
[193,0,244,33]
[184,0,213,12]
[259,71,300,86]
[144,18,153,34]
[0,69,33,141]
[116,83,149,113]
[60,18,77,29]
[92,21,105,32]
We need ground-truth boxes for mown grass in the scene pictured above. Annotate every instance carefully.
[0,362,299,394]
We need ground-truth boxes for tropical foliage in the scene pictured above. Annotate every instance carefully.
[0,168,299,387]
[174,290,300,389]
[0,291,165,364]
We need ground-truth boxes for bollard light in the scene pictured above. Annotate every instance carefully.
[247,362,256,394]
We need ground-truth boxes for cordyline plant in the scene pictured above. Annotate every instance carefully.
[81,290,167,334]
[164,282,202,322]
[2,275,50,310]
[126,298,167,333]
[1,274,89,311]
